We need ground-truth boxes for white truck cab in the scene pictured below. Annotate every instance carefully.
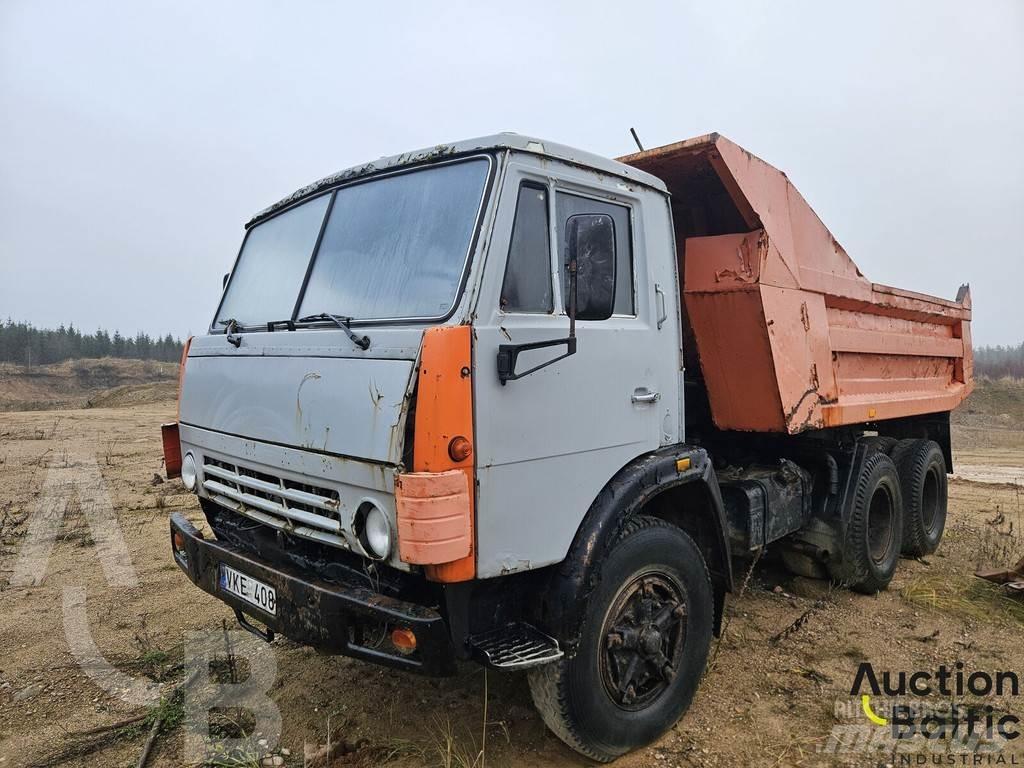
[181,137,682,578]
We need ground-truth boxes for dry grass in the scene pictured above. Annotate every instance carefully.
[909,478,1024,627]
[430,716,485,768]
[426,670,504,768]
[901,573,1024,626]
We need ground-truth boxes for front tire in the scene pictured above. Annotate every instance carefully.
[528,516,713,762]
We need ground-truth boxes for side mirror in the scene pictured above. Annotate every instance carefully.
[222,273,230,289]
[495,213,616,385]
[565,214,616,321]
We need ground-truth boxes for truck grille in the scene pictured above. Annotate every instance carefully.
[201,457,347,549]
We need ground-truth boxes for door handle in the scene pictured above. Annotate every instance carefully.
[655,283,668,330]
[631,387,661,404]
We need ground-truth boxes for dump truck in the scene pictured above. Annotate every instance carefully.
[163,132,972,761]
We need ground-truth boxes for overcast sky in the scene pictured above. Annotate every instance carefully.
[1,1,1021,345]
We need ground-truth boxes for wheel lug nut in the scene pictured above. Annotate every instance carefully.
[622,684,636,705]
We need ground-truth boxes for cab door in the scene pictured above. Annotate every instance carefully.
[472,158,680,577]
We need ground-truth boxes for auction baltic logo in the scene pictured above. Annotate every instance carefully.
[851,661,1020,759]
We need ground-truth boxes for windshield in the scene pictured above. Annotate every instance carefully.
[216,194,331,327]
[215,157,491,328]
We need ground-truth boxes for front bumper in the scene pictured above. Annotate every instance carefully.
[170,513,456,676]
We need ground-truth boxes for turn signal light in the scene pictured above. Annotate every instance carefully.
[172,529,188,566]
[391,627,417,654]
[447,436,473,463]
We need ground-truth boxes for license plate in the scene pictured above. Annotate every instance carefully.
[219,564,277,616]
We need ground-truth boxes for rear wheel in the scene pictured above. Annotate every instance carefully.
[528,516,713,762]
[828,451,903,594]
[891,439,947,556]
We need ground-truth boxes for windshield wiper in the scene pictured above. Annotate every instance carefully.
[218,318,242,347]
[297,313,371,350]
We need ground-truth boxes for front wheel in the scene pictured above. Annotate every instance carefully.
[528,516,713,762]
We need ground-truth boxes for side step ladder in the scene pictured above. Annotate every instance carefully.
[467,623,563,670]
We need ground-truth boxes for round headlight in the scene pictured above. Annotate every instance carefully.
[360,503,391,560]
[181,453,198,492]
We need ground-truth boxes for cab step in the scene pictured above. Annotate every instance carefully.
[467,623,563,670]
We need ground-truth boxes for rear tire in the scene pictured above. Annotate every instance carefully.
[828,451,903,594]
[891,439,947,556]
[528,516,713,762]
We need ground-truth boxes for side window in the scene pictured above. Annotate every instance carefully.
[500,184,552,313]
[556,192,634,316]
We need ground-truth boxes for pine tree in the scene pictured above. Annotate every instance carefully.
[0,321,184,366]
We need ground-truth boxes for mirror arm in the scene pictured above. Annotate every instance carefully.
[568,257,577,340]
[495,253,581,385]
[497,337,577,385]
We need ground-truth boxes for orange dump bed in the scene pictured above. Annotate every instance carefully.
[620,134,973,434]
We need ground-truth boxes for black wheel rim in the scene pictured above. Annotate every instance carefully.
[867,485,894,565]
[921,467,940,532]
[599,572,687,711]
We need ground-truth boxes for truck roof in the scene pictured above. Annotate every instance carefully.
[246,133,668,228]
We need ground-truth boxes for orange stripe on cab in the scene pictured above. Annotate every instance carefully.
[396,325,475,582]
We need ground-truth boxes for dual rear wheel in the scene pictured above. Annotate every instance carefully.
[892,439,948,557]
[827,439,947,593]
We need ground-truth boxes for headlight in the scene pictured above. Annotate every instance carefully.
[181,453,198,492]
[359,503,391,559]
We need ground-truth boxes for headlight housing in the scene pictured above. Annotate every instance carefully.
[358,502,391,560]
[181,453,198,492]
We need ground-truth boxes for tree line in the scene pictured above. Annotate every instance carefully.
[0,320,185,366]
[0,319,1021,378]
[975,343,1024,380]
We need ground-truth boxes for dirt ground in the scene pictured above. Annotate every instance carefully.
[0,379,1022,767]
[0,359,177,413]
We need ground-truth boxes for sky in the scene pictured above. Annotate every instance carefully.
[1,0,1021,346]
